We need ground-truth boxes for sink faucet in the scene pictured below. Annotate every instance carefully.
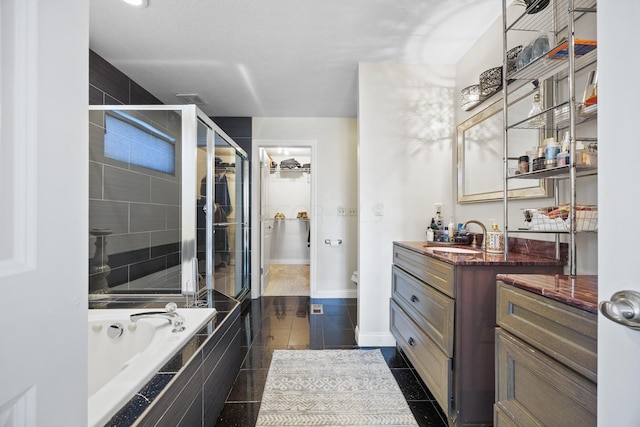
[462,220,487,250]
[130,302,185,332]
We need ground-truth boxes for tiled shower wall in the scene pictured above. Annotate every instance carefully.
[88,50,253,295]
[89,50,181,291]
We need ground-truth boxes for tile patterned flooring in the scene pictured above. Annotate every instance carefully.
[215,296,448,426]
[263,264,310,296]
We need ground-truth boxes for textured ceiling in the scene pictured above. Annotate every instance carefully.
[89,0,503,118]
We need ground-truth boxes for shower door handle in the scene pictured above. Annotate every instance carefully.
[599,290,640,330]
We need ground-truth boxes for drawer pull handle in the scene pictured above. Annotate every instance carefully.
[408,337,416,347]
[410,295,419,303]
[600,290,640,330]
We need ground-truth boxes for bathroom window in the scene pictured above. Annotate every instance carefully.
[104,111,176,174]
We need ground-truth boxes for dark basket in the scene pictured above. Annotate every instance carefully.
[506,45,523,76]
[479,66,503,97]
[525,0,550,14]
[461,84,484,111]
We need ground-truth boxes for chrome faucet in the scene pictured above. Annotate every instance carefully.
[462,220,487,250]
[130,302,185,332]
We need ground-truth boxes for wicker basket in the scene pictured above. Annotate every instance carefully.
[522,205,597,231]
[506,45,523,76]
[524,0,550,14]
[461,84,484,111]
[479,66,502,97]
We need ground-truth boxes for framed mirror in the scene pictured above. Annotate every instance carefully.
[457,83,552,203]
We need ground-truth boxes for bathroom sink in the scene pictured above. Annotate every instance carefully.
[426,247,482,254]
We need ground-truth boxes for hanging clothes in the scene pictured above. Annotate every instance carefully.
[202,167,232,269]
[215,174,232,216]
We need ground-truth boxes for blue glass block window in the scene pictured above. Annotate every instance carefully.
[104,111,176,174]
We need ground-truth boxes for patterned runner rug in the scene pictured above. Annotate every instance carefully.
[256,349,418,426]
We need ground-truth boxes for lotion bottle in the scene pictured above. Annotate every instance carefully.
[486,219,504,254]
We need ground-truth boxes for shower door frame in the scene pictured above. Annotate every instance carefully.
[88,104,249,301]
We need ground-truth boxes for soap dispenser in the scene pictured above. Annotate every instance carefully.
[486,219,504,254]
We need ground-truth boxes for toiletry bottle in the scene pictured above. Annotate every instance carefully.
[544,137,559,169]
[582,69,598,106]
[528,93,544,126]
[448,219,455,238]
[533,145,545,171]
[486,220,504,254]
[426,228,434,242]
[557,131,570,166]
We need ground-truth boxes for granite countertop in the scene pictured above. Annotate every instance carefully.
[395,241,565,267]
[497,273,598,314]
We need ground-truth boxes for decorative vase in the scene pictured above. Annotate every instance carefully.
[89,228,112,293]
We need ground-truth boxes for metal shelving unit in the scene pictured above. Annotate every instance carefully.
[501,0,597,276]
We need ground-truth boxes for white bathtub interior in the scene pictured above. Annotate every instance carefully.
[88,307,216,427]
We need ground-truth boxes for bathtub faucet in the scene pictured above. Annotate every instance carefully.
[130,302,185,332]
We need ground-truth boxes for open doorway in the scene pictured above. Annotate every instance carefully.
[252,141,316,298]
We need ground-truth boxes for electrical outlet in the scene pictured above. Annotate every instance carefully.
[337,207,346,216]
[346,208,357,216]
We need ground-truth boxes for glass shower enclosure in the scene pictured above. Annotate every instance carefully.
[88,105,249,303]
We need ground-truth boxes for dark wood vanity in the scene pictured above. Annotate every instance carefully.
[390,241,564,426]
[494,274,597,426]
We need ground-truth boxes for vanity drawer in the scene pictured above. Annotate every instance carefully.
[393,245,455,297]
[392,265,454,357]
[496,281,597,383]
[390,299,451,414]
[495,329,596,426]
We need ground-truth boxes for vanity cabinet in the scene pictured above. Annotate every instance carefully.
[390,243,563,426]
[494,279,597,426]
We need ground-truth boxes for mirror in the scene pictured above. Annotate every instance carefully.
[457,83,552,203]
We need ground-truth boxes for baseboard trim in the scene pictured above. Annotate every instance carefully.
[312,289,357,299]
[268,259,310,265]
[355,328,396,347]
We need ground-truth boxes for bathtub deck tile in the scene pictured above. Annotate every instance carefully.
[138,360,203,426]
[106,373,174,427]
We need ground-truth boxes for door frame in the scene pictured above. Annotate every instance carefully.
[250,139,317,299]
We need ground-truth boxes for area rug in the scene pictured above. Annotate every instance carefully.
[256,349,418,426]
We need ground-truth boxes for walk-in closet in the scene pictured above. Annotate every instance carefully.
[261,147,311,296]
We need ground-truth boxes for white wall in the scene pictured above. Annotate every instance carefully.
[252,118,358,298]
[1,0,88,425]
[357,62,456,346]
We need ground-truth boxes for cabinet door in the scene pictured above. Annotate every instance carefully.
[390,299,451,415]
[495,329,596,426]
[494,405,519,427]
[392,265,455,356]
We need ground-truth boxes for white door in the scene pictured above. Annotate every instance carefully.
[597,2,640,425]
[260,148,272,292]
[0,0,88,425]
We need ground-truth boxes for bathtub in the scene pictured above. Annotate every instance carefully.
[88,307,217,427]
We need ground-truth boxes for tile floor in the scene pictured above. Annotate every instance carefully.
[215,296,448,426]
[263,264,310,296]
